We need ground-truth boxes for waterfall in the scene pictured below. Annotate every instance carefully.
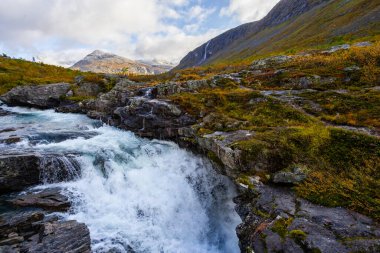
[0,104,241,253]
[198,40,211,65]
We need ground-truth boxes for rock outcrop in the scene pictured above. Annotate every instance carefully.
[10,188,70,212]
[0,153,80,194]
[0,83,71,108]
[0,211,91,253]
[235,179,380,253]
[115,97,195,138]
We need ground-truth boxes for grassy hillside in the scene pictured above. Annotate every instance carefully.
[166,42,380,220]
[0,56,100,95]
[214,0,380,65]
[176,0,380,69]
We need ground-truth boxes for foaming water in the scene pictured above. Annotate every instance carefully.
[0,104,241,253]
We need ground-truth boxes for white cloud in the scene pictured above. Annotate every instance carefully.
[135,27,221,63]
[220,0,280,23]
[188,5,215,22]
[0,0,217,66]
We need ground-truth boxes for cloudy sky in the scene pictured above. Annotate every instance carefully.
[0,0,280,66]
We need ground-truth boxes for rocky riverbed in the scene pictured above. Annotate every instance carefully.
[1,65,379,252]
[0,104,240,253]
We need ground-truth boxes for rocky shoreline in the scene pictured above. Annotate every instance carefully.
[1,55,380,252]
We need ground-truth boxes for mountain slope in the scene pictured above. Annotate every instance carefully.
[71,50,172,75]
[176,0,380,69]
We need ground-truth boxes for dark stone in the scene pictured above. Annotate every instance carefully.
[0,211,91,253]
[0,137,22,144]
[0,154,40,194]
[0,128,17,134]
[0,211,44,241]
[0,108,13,117]
[0,83,71,109]
[234,181,380,253]
[22,220,91,253]
[75,82,101,97]
[56,103,87,114]
[0,153,80,194]
[114,97,195,139]
[10,188,70,212]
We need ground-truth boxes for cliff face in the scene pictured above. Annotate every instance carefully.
[71,50,173,75]
[176,0,380,69]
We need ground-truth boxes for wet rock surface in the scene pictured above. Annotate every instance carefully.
[0,154,40,194]
[0,108,14,117]
[9,188,70,212]
[0,211,91,253]
[0,153,80,194]
[234,179,380,253]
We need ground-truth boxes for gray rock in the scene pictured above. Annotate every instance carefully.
[0,108,14,117]
[156,79,211,97]
[10,188,70,212]
[74,75,85,84]
[198,130,254,177]
[344,65,361,71]
[114,97,195,139]
[0,83,71,108]
[322,44,350,54]
[273,166,308,184]
[0,211,90,253]
[23,220,91,253]
[0,153,80,194]
[354,41,372,47]
[251,55,293,69]
[234,180,380,253]
[74,82,101,97]
[0,154,40,193]
[0,137,22,145]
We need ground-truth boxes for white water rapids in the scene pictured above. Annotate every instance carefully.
[0,104,241,253]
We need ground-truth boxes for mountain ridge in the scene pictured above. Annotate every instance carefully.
[71,50,173,75]
[176,0,380,69]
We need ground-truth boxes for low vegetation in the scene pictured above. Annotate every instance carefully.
[167,42,380,221]
[0,56,102,95]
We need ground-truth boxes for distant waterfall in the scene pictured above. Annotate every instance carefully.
[199,40,211,65]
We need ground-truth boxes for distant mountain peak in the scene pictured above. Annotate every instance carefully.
[71,50,172,75]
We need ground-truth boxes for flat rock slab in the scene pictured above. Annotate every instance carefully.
[235,180,380,253]
[10,188,70,212]
[0,211,91,253]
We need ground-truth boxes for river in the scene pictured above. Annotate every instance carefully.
[0,104,241,253]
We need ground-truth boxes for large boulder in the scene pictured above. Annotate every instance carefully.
[10,188,70,212]
[0,83,71,108]
[235,180,380,253]
[0,154,40,193]
[114,97,195,139]
[0,211,91,253]
[24,220,91,253]
[0,153,80,194]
